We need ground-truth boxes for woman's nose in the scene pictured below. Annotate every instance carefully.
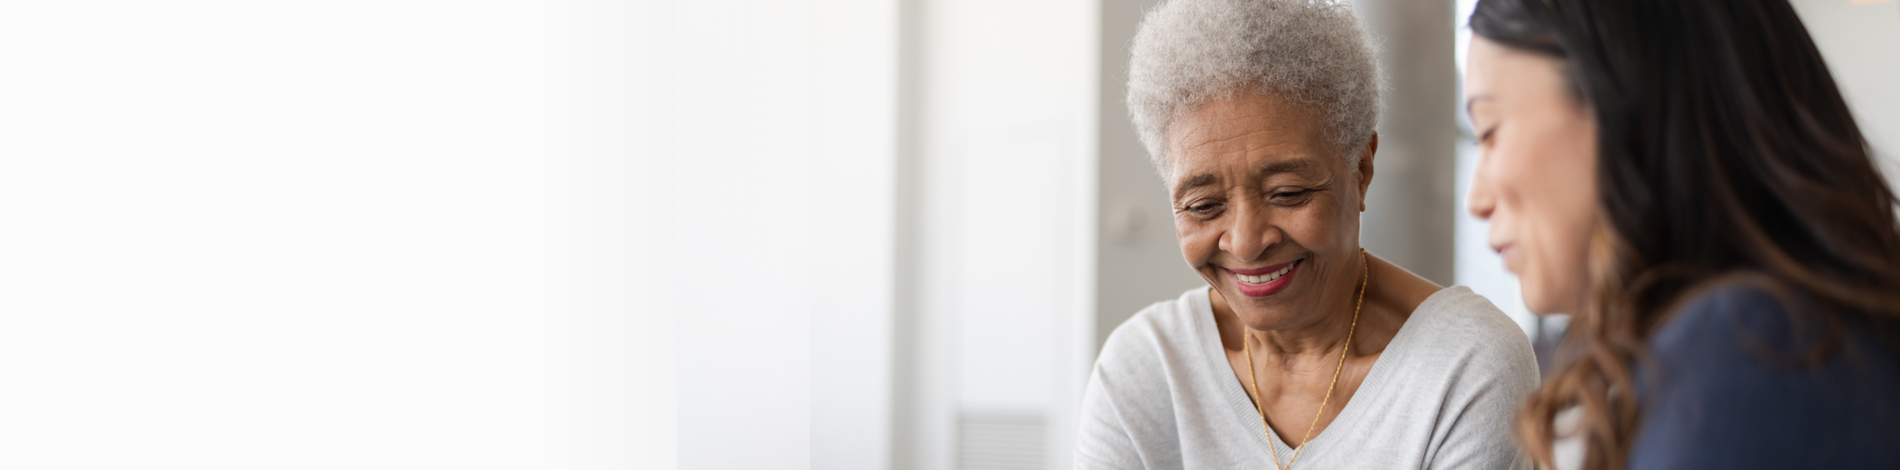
[1220,203,1279,261]
[1467,162,1498,221]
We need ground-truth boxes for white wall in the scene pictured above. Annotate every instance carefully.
[1092,0,1206,351]
[644,1,900,469]
[897,0,1096,468]
[0,1,669,468]
[1792,0,1900,181]
[0,1,902,469]
[1352,0,1462,287]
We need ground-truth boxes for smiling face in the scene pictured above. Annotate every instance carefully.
[1463,37,1600,314]
[1167,91,1373,331]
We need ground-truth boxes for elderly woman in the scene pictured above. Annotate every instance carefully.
[1074,0,1539,469]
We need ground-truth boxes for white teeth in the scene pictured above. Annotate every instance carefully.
[1237,262,1297,284]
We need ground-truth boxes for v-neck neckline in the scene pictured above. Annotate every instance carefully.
[1191,286,1445,463]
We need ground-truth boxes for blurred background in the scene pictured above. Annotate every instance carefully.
[0,0,1892,469]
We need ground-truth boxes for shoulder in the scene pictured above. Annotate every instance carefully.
[1642,283,1876,381]
[1642,283,1869,390]
[1094,287,1209,375]
[1081,291,1201,470]
[1081,287,1214,448]
[1649,284,1800,358]
[1638,284,1806,408]
[1348,287,1538,468]
[1630,282,1900,467]
[1398,286,1538,374]
[1369,287,1539,420]
[1412,286,1523,334]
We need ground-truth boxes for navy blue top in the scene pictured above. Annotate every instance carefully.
[1628,287,1900,469]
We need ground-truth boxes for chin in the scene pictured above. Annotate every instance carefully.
[1522,287,1582,316]
[1524,300,1565,316]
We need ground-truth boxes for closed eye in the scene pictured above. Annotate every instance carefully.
[1269,189,1316,205]
[1179,201,1225,218]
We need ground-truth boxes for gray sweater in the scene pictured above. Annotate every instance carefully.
[1076,287,1538,469]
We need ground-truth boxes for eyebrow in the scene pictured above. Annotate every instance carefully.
[1260,159,1315,175]
[1172,173,1218,201]
[1171,158,1321,200]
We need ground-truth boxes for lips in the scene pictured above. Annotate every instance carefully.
[1491,242,1517,273]
[1229,259,1301,298]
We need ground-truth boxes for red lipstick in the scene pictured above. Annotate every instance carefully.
[1229,259,1301,298]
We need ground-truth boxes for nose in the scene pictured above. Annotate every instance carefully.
[1467,156,1497,221]
[1219,199,1280,262]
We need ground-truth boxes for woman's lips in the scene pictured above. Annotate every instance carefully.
[1492,242,1517,273]
[1229,259,1300,298]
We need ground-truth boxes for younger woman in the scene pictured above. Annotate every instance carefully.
[1463,0,1900,468]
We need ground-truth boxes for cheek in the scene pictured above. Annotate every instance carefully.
[1175,218,1219,267]
[1491,154,1534,245]
[1507,127,1599,311]
[1280,200,1349,249]
[1534,166,1598,307]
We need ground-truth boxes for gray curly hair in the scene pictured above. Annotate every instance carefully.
[1128,0,1382,181]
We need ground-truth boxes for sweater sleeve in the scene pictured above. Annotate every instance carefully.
[1074,363,1144,470]
[1424,309,1540,470]
[1073,305,1182,470]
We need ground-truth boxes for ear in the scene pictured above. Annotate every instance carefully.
[1356,132,1378,212]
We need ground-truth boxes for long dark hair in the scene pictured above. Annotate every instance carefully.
[1470,0,1900,468]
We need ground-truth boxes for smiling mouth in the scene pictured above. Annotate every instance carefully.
[1228,259,1302,298]
[1235,262,1296,284]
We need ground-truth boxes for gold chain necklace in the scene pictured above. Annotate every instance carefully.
[1244,248,1368,470]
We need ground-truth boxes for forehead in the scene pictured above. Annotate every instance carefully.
[1463,36,1508,93]
[1464,37,1569,110]
[1166,92,1334,188]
